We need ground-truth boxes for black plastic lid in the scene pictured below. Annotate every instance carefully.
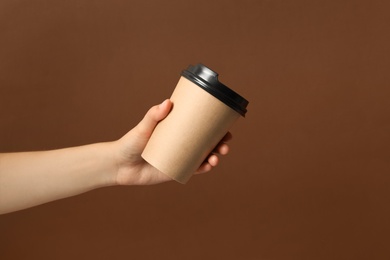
[181,64,249,117]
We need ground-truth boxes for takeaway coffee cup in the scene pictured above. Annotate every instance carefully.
[141,63,249,183]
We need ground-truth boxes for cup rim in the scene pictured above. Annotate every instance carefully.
[181,63,249,117]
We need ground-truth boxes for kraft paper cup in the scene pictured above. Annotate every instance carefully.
[141,64,249,183]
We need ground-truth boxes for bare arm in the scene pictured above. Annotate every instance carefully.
[0,142,117,214]
[0,100,231,214]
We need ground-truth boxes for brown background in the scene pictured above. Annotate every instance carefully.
[1,0,389,259]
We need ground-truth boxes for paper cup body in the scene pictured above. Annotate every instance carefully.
[141,64,248,183]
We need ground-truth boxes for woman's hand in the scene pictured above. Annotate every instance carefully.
[113,99,233,185]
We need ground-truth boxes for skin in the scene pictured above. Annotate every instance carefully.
[0,100,232,214]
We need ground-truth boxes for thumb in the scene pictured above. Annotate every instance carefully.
[134,99,172,138]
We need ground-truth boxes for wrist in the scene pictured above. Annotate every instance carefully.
[82,142,119,189]
[99,142,120,187]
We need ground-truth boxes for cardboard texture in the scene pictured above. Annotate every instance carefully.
[141,77,240,183]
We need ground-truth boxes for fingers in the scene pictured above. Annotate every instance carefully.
[196,132,233,175]
[195,151,222,175]
[214,143,229,155]
[195,162,212,174]
[213,132,233,155]
[134,99,172,138]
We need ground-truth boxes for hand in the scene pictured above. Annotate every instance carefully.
[112,99,233,185]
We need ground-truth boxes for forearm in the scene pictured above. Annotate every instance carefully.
[0,142,117,214]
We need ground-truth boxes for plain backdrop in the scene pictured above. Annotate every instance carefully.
[1,0,389,259]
